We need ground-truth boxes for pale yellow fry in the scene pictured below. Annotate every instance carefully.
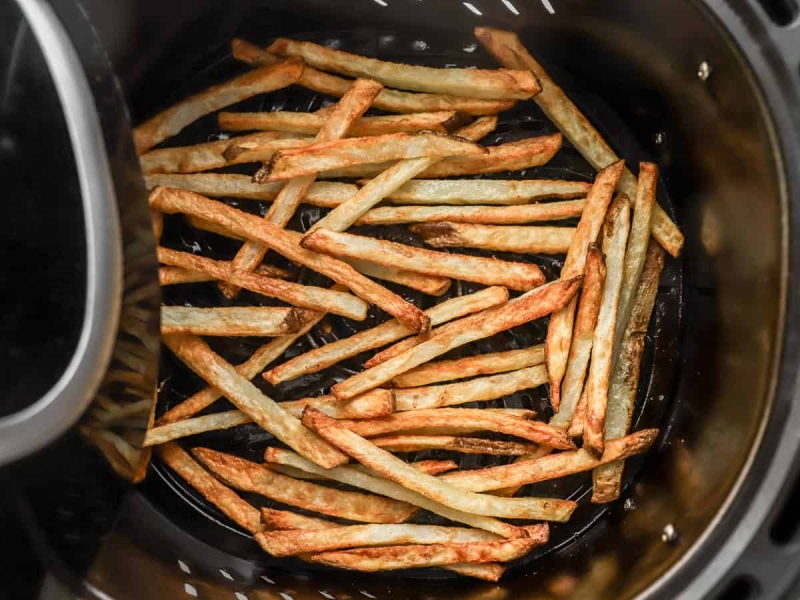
[160,306,300,337]
[380,178,591,205]
[584,198,631,456]
[146,410,252,446]
[412,223,575,254]
[263,287,508,385]
[270,459,458,481]
[159,264,290,286]
[260,507,334,530]
[372,435,539,456]
[221,137,315,164]
[162,334,346,468]
[394,345,544,388]
[133,59,304,153]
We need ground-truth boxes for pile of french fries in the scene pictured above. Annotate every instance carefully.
[126,28,681,580]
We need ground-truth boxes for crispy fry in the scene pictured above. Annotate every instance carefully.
[260,507,334,531]
[394,365,548,411]
[332,277,581,400]
[550,244,606,424]
[301,229,544,291]
[303,408,577,521]
[584,198,631,456]
[357,199,586,226]
[232,38,515,115]
[162,334,346,468]
[160,306,300,337]
[592,242,664,503]
[372,435,540,456]
[221,137,315,163]
[193,448,416,523]
[393,345,545,388]
[377,178,591,205]
[263,287,508,385]
[155,443,261,533]
[270,459,458,481]
[159,264,291,286]
[412,223,575,254]
[474,27,683,257]
[347,259,452,296]
[268,38,540,100]
[490,446,555,497]
[256,131,486,182]
[439,429,659,492]
[146,410,251,446]
[149,187,429,332]
[133,59,304,153]
[568,387,588,438]
[545,161,624,408]
[151,209,163,243]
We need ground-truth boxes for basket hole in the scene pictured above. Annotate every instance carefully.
[754,0,798,25]
[714,575,760,600]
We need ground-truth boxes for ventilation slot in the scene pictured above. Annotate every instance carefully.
[769,465,800,544]
[715,575,760,600]
[755,0,798,25]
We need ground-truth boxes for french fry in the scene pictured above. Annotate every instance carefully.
[263,287,508,385]
[192,448,416,523]
[545,161,624,408]
[439,429,659,492]
[151,209,163,243]
[550,244,606,425]
[372,435,540,456]
[159,264,291,286]
[269,459,458,481]
[303,408,577,521]
[255,132,487,182]
[592,242,664,503]
[301,229,544,291]
[264,447,525,538]
[489,446,555,498]
[162,334,347,468]
[221,137,315,164]
[393,345,545,388]
[335,408,572,449]
[474,27,683,257]
[260,507,334,531]
[394,365,548,411]
[146,410,251,446]
[160,306,301,337]
[347,259,452,296]
[583,198,631,456]
[133,59,305,153]
[219,110,459,136]
[268,38,540,100]
[377,178,591,205]
[412,223,575,254]
[80,426,140,478]
[332,277,581,400]
[232,38,515,115]
[357,199,586,226]
[149,187,429,333]
[568,387,588,438]
[155,443,261,533]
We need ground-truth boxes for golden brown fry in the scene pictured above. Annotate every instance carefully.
[357,199,586,226]
[159,264,291,286]
[372,435,540,456]
[568,387,588,438]
[192,448,416,523]
[584,198,631,456]
[332,277,581,400]
[474,27,682,256]
[162,334,346,468]
[146,410,251,446]
[263,287,508,385]
[550,244,606,423]
[260,507,334,531]
[378,178,591,205]
[160,306,300,337]
[301,228,544,291]
[393,345,545,388]
[412,223,575,254]
[270,459,458,481]
[545,161,624,408]
[347,259,452,296]
[232,38,515,115]
[133,59,304,153]
[151,209,163,243]
[149,187,429,333]
[155,443,261,533]
[394,365,548,411]
[221,137,315,163]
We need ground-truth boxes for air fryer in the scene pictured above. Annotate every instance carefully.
[2,0,799,599]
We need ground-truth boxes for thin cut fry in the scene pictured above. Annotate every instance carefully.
[270,459,458,481]
[221,137,315,164]
[332,277,581,400]
[301,228,544,291]
[232,38,515,115]
[268,38,540,100]
[160,306,300,337]
[584,198,631,456]
[357,199,586,226]
[545,161,624,408]
[474,27,683,257]
[394,365,548,411]
[394,345,545,388]
[149,187,429,333]
[155,443,261,533]
[303,408,577,521]
[162,334,346,468]
[347,259,452,296]
[133,59,304,153]
[146,410,252,446]
[412,223,575,254]
[593,242,664,503]
[568,387,588,438]
[372,435,540,456]
[159,264,291,286]
[260,507,334,531]
[192,448,416,523]
[378,178,591,205]
[263,287,508,385]
[550,244,606,424]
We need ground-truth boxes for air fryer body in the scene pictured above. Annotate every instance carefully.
[3,0,800,599]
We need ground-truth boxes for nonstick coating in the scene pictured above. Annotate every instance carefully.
[148,28,682,581]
